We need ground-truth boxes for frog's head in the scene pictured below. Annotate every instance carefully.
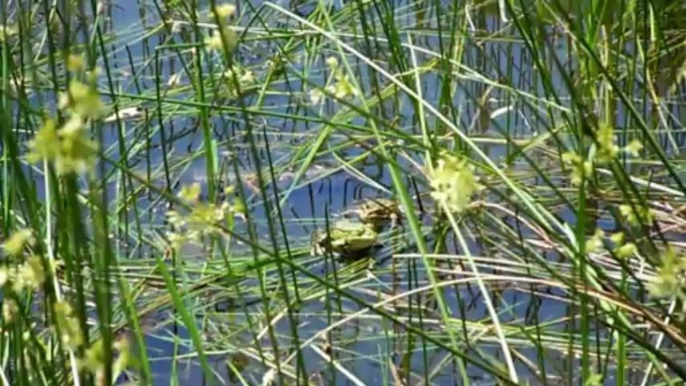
[358,198,402,228]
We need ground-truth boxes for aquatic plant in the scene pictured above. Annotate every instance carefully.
[3,0,686,385]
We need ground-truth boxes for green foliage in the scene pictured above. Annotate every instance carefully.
[3,0,686,385]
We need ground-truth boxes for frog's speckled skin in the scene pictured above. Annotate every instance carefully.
[310,221,378,256]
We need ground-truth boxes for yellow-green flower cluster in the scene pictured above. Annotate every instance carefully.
[427,154,484,214]
[80,339,105,375]
[214,3,236,17]
[595,124,644,162]
[1,229,81,350]
[619,203,654,226]
[596,124,618,163]
[585,229,637,259]
[166,183,231,250]
[0,24,17,42]
[561,151,593,186]
[585,373,603,386]
[0,229,52,337]
[113,338,134,377]
[0,229,50,293]
[224,66,254,84]
[1,229,134,377]
[563,124,644,184]
[221,65,256,97]
[310,56,359,104]
[27,55,102,176]
[206,3,238,54]
[585,228,605,253]
[206,27,237,53]
[2,299,18,323]
[54,301,84,350]
[79,337,134,381]
[648,247,686,299]
[2,229,34,257]
[28,116,99,176]
[624,139,643,157]
[58,79,104,120]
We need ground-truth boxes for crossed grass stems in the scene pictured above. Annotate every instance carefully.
[2,0,686,385]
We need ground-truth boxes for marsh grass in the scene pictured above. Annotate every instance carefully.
[3,0,686,384]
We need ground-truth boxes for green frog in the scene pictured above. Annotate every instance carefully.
[345,198,403,228]
[310,221,378,256]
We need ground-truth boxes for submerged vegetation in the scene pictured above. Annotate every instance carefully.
[3,0,686,384]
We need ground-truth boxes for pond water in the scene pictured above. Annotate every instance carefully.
[104,1,647,385]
